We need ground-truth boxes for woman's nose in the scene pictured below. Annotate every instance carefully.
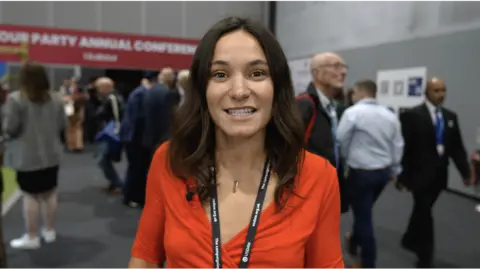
[229,75,250,100]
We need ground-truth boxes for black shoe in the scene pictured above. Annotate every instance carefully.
[416,258,433,268]
[401,236,418,254]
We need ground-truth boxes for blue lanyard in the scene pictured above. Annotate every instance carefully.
[435,109,444,145]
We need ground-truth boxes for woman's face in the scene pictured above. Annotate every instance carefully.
[206,30,274,138]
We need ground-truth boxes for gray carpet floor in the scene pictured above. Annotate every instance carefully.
[3,148,480,268]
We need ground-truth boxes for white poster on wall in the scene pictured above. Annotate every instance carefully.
[376,66,427,114]
[288,58,311,95]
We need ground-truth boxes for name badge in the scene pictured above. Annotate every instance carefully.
[437,144,444,156]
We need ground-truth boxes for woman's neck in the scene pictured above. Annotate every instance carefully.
[215,130,266,176]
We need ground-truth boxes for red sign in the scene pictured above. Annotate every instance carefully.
[0,24,199,70]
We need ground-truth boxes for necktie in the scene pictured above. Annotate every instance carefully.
[327,103,339,168]
[435,107,444,156]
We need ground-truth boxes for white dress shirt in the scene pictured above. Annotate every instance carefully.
[336,98,405,176]
[425,99,443,125]
[316,88,338,120]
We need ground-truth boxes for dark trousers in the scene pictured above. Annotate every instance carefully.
[403,186,443,262]
[84,104,101,143]
[123,142,150,205]
[348,167,389,268]
[0,201,6,268]
[96,141,122,188]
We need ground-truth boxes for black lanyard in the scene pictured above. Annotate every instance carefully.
[209,158,272,268]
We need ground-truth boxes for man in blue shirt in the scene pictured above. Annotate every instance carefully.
[336,79,404,268]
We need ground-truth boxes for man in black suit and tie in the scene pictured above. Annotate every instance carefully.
[399,77,473,267]
[143,67,180,157]
[296,52,349,213]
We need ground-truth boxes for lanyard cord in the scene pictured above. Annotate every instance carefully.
[210,158,272,268]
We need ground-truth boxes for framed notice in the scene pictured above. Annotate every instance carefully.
[376,67,427,115]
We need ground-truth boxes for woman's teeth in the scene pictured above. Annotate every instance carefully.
[226,108,255,117]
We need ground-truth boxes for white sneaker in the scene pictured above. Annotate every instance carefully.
[41,228,56,243]
[10,234,41,249]
[475,204,480,213]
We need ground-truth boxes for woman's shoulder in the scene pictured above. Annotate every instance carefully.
[150,141,177,183]
[49,91,63,102]
[152,141,170,164]
[7,90,20,100]
[301,151,336,178]
[149,141,188,200]
[296,151,338,195]
[5,91,24,107]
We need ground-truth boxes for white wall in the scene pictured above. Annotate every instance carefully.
[278,1,480,199]
[0,1,267,39]
[276,1,480,59]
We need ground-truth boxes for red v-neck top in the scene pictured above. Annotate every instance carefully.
[131,143,344,268]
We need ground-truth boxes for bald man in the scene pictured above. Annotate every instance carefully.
[296,52,349,213]
[398,77,472,267]
[96,77,114,93]
[158,67,176,89]
[95,77,125,194]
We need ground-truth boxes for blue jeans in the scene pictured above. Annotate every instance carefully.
[348,168,389,268]
[97,141,122,188]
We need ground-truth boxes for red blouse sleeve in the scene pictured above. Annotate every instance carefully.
[131,144,167,265]
[304,163,344,268]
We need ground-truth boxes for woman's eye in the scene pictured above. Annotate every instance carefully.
[212,72,227,79]
[250,70,266,78]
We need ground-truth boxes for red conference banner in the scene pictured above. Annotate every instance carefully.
[0,24,199,70]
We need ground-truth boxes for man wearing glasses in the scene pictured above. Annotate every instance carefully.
[296,52,349,212]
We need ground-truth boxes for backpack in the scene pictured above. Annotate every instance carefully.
[296,93,317,144]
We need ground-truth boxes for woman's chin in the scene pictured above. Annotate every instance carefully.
[217,126,263,139]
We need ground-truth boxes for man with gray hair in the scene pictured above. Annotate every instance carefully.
[296,52,349,213]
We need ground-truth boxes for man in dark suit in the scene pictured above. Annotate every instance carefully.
[399,77,473,267]
[296,52,349,213]
[143,67,180,157]
[119,73,156,208]
[84,76,102,143]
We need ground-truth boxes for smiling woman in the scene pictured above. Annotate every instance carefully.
[128,16,344,268]
[206,30,274,139]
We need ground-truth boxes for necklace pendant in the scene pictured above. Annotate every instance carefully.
[233,181,239,193]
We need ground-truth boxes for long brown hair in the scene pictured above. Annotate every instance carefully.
[167,17,305,209]
[19,62,50,103]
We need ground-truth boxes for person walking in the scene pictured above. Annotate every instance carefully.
[3,62,65,249]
